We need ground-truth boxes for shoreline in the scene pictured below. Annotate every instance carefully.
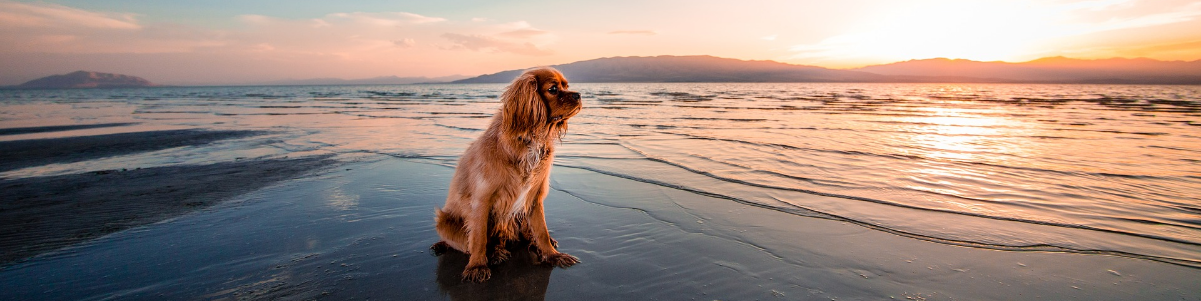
[0,156,337,266]
[0,127,337,266]
[0,129,268,173]
[1,157,1196,300]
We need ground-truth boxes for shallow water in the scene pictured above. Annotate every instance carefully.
[1,82,1199,268]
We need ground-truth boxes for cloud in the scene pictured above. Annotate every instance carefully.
[326,12,446,26]
[0,2,565,84]
[498,28,551,39]
[394,38,416,48]
[0,2,223,54]
[784,0,1201,66]
[471,17,488,22]
[441,33,553,56]
[608,30,657,35]
[441,20,557,56]
[1081,2,1201,33]
[0,1,139,29]
[761,34,778,41]
[250,43,274,52]
[0,4,458,56]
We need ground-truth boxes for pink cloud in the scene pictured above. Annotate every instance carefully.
[499,28,551,39]
[0,1,140,29]
[608,30,657,35]
[441,33,553,56]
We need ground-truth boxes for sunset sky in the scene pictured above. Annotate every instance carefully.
[1,0,1199,85]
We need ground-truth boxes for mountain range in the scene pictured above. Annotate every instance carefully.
[14,71,155,89]
[11,56,1201,89]
[254,74,470,86]
[455,55,1201,85]
[852,57,1201,84]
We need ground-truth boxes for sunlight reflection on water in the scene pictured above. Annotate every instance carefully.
[2,82,1199,265]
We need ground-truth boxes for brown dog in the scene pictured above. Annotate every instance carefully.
[431,67,582,282]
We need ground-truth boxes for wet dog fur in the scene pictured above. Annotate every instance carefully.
[431,67,582,282]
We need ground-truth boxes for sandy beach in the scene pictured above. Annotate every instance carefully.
[1,83,1199,300]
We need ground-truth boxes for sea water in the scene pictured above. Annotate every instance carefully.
[1,82,1198,267]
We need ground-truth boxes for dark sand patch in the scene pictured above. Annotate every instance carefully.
[0,129,266,172]
[0,155,337,265]
[0,123,138,136]
[0,158,1196,300]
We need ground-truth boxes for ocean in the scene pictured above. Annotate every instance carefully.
[2,82,1199,269]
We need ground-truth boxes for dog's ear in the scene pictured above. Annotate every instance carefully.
[500,71,547,138]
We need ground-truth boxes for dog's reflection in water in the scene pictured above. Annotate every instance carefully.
[435,241,554,301]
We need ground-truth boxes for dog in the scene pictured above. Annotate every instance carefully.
[431,67,582,283]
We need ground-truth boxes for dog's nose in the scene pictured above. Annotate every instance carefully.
[567,92,581,102]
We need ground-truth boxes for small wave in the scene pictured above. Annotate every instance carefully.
[616,141,1201,247]
[668,131,1192,182]
[664,131,924,160]
[554,162,1201,269]
[432,123,483,132]
[675,117,768,122]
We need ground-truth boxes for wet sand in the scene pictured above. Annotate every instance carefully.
[0,123,137,136]
[0,127,336,265]
[1,158,1197,300]
[0,129,267,173]
[0,156,336,265]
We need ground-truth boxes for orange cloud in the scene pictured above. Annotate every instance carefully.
[325,12,447,26]
[608,30,657,35]
[441,33,553,56]
[782,0,1201,67]
[0,0,139,29]
[499,28,551,39]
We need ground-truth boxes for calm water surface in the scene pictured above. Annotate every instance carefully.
[2,83,1199,267]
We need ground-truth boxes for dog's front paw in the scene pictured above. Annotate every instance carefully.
[430,241,450,256]
[461,265,491,283]
[490,247,511,265]
[541,252,580,268]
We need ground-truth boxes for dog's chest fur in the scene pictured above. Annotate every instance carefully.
[506,142,550,218]
[518,141,550,175]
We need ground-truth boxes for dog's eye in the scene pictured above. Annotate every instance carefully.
[548,86,558,93]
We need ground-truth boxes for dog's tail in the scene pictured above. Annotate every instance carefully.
[434,208,468,252]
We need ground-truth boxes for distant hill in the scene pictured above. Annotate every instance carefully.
[454,55,1201,85]
[454,55,888,83]
[16,71,154,89]
[851,57,1201,84]
[260,75,470,86]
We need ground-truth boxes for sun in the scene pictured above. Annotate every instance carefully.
[859,1,1063,62]
[792,0,1101,66]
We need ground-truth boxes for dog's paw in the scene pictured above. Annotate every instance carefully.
[430,241,450,256]
[489,247,511,265]
[541,252,580,268]
[461,265,491,283]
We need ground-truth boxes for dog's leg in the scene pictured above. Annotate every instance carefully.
[432,208,467,255]
[488,220,514,265]
[490,238,511,265]
[525,178,579,268]
[461,198,493,282]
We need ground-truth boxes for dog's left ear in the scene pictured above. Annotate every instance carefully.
[500,71,547,138]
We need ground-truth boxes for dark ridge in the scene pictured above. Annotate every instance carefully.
[0,123,139,136]
[0,155,338,266]
[454,55,888,83]
[851,57,1201,85]
[453,55,1201,84]
[15,71,154,89]
[0,129,268,172]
